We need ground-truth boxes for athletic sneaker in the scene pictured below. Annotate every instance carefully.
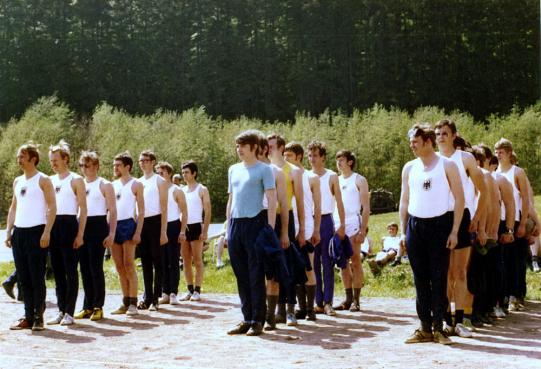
[333,300,351,311]
[149,303,158,311]
[508,298,519,312]
[191,292,201,301]
[306,310,317,321]
[404,329,433,344]
[179,291,192,301]
[169,293,179,305]
[349,302,361,312]
[443,322,455,336]
[126,305,138,316]
[313,305,325,314]
[74,309,93,319]
[227,321,251,335]
[295,309,307,319]
[90,308,103,321]
[462,318,475,332]
[455,323,473,338]
[493,306,506,319]
[60,314,75,326]
[47,312,64,325]
[32,316,45,331]
[216,261,225,269]
[111,304,128,315]
[323,304,336,316]
[433,330,453,345]
[246,322,263,336]
[286,313,298,326]
[2,280,15,299]
[10,318,32,330]
[158,293,170,304]
[533,260,540,273]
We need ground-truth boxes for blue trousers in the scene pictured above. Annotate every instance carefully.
[228,212,267,324]
[314,214,335,306]
[406,212,452,331]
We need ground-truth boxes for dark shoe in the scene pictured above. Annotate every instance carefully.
[275,313,286,324]
[137,301,149,310]
[264,314,276,331]
[227,322,251,335]
[246,322,263,336]
[32,316,45,331]
[433,330,453,345]
[306,310,317,321]
[313,305,325,314]
[295,309,307,320]
[391,257,402,267]
[2,281,15,299]
[10,318,32,330]
[333,300,351,311]
[404,328,433,344]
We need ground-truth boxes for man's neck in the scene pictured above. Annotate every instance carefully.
[293,162,304,172]
[271,155,286,167]
[499,161,512,171]
[418,151,438,166]
[56,169,70,179]
[187,180,198,189]
[120,174,132,183]
[312,166,326,176]
[340,168,353,178]
[143,170,154,179]
[438,145,455,158]
[242,156,258,166]
[85,174,98,182]
[23,167,38,179]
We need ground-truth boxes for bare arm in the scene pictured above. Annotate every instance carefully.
[40,176,57,248]
[399,163,412,238]
[331,174,345,238]
[498,176,516,231]
[200,185,211,241]
[266,188,277,230]
[310,175,322,246]
[445,160,465,249]
[292,167,305,245]
[133,181,145,244]
[515,168,530,238]
[226,193,232,227]
[5,180,17,248]
[175,188,188,242]
[73,177,88,249]
[464,153,487,234]
[103,182,117,248]
[357,174,370,242]
[275,170,289,248]
[158,176,168,245]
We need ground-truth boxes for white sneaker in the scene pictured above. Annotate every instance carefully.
[494,306,506,318]
[508,296,519,312]
[191,292,201,301]
[169,293,179,305]
[443,322,455,336]
[47,312,64,325]
[149,303,158,311]
[179,292,192,301]
[60,314,74,326]
[532,260,540,273]
[126,305,138,316]
[158,293,170,304]
[216,261,225,269]
[455,323,473,338]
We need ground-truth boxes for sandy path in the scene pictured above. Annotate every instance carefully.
[0,290,540,369]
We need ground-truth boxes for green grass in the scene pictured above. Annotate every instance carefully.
[1,198,540,300]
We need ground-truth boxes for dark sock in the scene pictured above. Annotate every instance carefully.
[296,285,307,311]
[345,288,353,304]
[455,310,464,325]
[276,303,286,317]
[444,311,453,326]
[353,288,361,304]
[287,303,295,314]
[188,285,194,294]
[266,295,278,320]
[130,297,138,306]
[195,286,201,293]
[306,285,316,311]
[122,296,129,307]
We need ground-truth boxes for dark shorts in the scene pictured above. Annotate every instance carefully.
[455,208,472,249]
[115,218,136,244]
[186,223,202,242]
[294,241,314,272]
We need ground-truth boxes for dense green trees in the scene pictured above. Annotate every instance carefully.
[0,1,538,123]
[1,97,540,220]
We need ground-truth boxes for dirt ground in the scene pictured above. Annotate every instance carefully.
[0,290,540,369]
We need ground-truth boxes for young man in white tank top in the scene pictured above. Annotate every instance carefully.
[494,138,531,311]
[75,151,117,321]
[284,142,322,322]
[138,150,168,311]
[6,143,57,331]
[46,141,88,326]
[435,120,488,337]
[400,123,464,345]
[180,160,211,302]
[307,140,346,317]
[333,150,370,312]
[156,162,188,305]
[111,152,145,316]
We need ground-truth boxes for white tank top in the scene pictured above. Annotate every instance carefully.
[302,172,314,239]
[496,165,521,222]
[183,184,203,224]
[167,185,181,222]
[140,174,161,218]
[14,172,47,228]
[51,172,79,216]
[447,150,476,215]
[383,236,401,251]
[312,169,335,215]
[114,178,136,221]
[85,177,108,217]
[338,173,361,217]
[408,157,452,218]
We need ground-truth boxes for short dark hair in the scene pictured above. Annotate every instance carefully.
[18,142,40,165]
[235,130,261,152]
[307,140,327,157]
[477,143,493,160]
[156,161,174,178]
[435,119,458,134]
[284,142,304,160]
[489,156,499,167]
[140,149,157,162]
[257,133,269,158]
[471,146,487,165]
[114,151,133,172]
[453,136,471,151]
[408,123,436,148]
[182,160,198,179]
[267,134,286,151]
[335,150,356,170]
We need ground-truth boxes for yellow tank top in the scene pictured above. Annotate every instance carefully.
[277,162,295,212]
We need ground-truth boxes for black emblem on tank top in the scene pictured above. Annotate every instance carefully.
[423,179,431,191]
[55,185,61,193]
[86,189,90,196]
[20,186,27,197]
[116,192,121,200]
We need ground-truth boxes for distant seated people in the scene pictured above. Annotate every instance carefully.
[368,222,400,276]
[360,226,373,261]
[172,174,182,186]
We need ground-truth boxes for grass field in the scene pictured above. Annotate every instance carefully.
[1,198,540,300]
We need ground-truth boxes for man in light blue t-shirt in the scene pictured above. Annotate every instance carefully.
[226,129,277,337]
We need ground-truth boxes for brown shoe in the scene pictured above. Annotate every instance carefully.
[314,306,325,314]
[333,300,351,311]
[404,328,433,344]
[227,322,251,335]
[433,330,454,345]
[246,322,263,336]
[10,318,32,330]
